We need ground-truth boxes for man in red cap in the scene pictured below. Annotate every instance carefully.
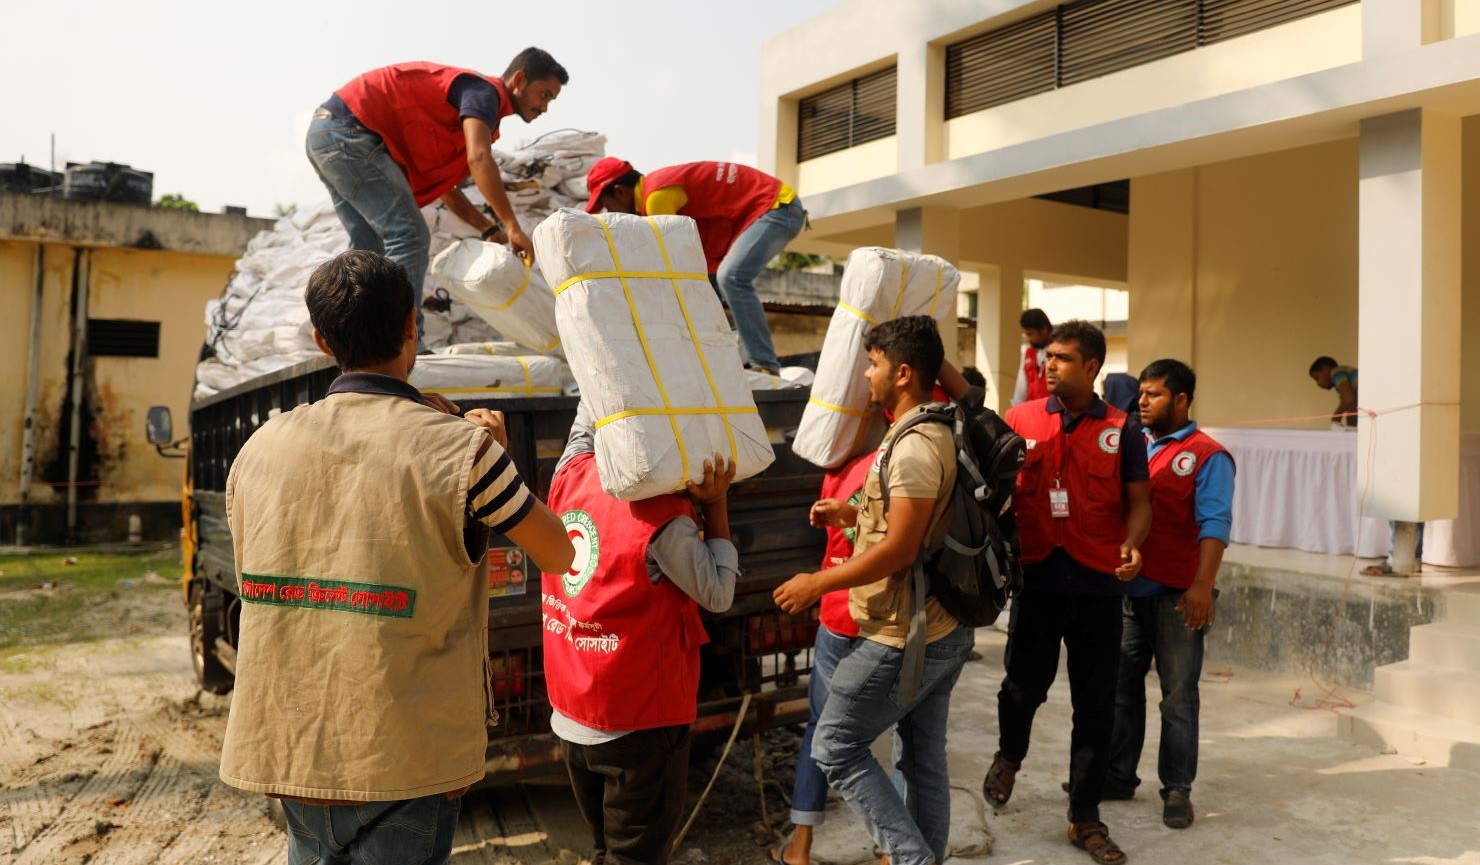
[584,158,805,375]
[307,48,567,341]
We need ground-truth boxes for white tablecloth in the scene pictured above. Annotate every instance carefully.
[1202,428,1480,567]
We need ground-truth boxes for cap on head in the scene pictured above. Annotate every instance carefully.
[584,157,635,213]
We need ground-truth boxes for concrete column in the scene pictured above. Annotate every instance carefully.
[972,264,1025,414]
[1463,116,1480,436]
[1363,0,1442,56]
[896,206,964,362]
[1358,109,1462,523]
[1127,171,1197,374]
[896,42,944,172]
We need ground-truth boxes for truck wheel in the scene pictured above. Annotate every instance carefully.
[190,581,234,694]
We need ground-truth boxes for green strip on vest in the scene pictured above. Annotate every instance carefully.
[239,573,417,619]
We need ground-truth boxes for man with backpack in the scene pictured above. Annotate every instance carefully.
[773,316,977,865]
[983,320,1151,865]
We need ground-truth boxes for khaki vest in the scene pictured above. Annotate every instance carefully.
[220,391,492,801]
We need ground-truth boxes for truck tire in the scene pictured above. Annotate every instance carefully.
[190,581,234,694]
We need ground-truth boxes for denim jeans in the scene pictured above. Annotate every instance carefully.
[1108,589,1207,798]
[715,198,805,373]
[305,113,430,339]
[812,625,974,865]
[791,625,858,826]
[281,793,461,865]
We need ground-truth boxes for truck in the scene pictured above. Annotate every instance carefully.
[149,355,827,784]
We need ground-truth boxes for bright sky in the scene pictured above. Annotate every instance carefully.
[1,0,838,217]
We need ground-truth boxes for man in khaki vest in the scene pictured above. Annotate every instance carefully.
[220,250,573,865]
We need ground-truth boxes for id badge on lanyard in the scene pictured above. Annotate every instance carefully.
[1049,477,1070,518]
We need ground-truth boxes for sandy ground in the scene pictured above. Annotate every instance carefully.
[4,592,1480,865]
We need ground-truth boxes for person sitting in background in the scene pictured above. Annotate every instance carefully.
[584,158,804,375]
[1308,356,1358,428]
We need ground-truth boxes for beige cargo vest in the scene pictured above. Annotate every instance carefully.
[220,383,493,801]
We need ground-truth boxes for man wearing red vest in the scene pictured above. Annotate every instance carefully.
[983,320,1151,865]
[541,402,737,865]
[1012,308,1053,406]
[1106,359,1233,830]
[583,158,805,376]
[307,48,567,341]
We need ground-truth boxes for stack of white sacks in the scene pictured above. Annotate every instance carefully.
[193,130,609,401]
[534,210,776,500]
[792,247,960,469]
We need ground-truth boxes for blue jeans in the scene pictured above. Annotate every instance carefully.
[1108,590,1207,798]
[715,198,805,373]
[812,626,974,865]
[281,793,461,865]
[305,113,430,339]
[791,626,858,826]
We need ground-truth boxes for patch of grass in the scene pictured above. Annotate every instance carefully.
[0,548,184,651]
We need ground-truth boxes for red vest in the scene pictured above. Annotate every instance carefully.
[337,62,514,207]
[1139,429,1232,589]
[1006,398,1129,575]
[541,453,708,730]
[642,162,782,272]
[1023,347,1049,401]
[817,451,875,637]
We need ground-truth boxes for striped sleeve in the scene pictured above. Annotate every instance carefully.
[467,438,534,535]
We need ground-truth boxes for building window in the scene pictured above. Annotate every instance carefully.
[944,0,1357,116]
[88,319,161,358]
[797,66,898,162]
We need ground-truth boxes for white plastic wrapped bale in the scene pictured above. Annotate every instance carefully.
[431,239,561,355]
[409,354,566,399]
[534,209,775,500]
[792,247,960,469]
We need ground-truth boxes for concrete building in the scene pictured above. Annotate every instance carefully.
[1,192,271,545]
[761,0,1480,763]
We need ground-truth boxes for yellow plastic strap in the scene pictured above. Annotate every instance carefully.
[516,356,533,392]
[808,395,871,418]
[889,254,911,320]
[595,406,759,429]
[468,259,534,313]
[554,269,710,297]
[594,217,691,486]
[645,216,738,466]
[837,301,878,326]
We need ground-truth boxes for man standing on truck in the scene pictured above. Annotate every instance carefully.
[307,48,568,341]
[583,157,804,375]
[541,402,738,865]
[773,316,974,865]
[218,250,574,865]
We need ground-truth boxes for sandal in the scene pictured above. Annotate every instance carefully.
[983,752,1021,809]
[1069,821,1127,864]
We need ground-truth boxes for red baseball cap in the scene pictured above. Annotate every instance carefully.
[584,157,634,213]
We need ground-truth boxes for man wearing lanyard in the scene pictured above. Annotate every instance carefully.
[307,48,568,340]
[1108,359,1234,830]
[583,158,805,375]
[984,320,1151,865]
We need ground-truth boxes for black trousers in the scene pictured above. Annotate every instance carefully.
[996,590,1124,823]
[562,724,692,865]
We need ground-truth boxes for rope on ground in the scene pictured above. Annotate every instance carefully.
[671,691,752,855]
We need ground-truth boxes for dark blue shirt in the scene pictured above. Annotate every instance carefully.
[1024,394,1149,596]
[1124,421,1236,597]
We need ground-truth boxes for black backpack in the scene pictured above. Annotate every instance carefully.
[878,386,1025,628]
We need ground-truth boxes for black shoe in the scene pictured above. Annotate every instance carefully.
[1061,781,1136,800]
[1163,790,1194,828]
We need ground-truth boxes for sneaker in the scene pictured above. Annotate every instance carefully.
[1162,790,1194,829]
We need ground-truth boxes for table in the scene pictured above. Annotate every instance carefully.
[1201,428,1480,567]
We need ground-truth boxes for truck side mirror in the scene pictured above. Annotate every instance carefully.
[145,406,173,445]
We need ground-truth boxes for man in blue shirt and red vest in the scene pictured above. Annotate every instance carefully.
[984,320,1152,865]
[1104,359,1233,830]
[541,402,738,865]
[583,158,805,376]
[307,48,567,340]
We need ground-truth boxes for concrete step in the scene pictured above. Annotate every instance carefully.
[1444,589,1480,626]
[1408,621,1480,672]
[1339,701,1480,773]
[1374,661,1480,725]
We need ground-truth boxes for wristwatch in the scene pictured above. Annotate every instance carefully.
[480,225,500,241]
